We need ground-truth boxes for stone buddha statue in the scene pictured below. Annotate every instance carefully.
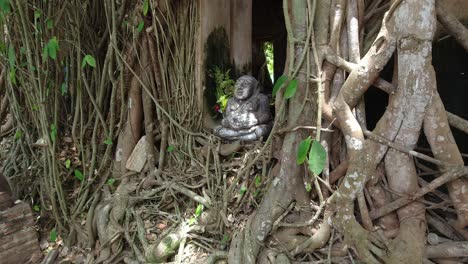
[214,75,272,141]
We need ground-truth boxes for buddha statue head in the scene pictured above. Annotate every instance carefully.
[234,75,259,101]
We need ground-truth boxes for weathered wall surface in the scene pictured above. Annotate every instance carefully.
[231,0,252,74]
[199,0,231,44]
[196,0,231,108]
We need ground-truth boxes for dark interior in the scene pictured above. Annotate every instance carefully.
[252,0,286,94]
[433,37,468,155]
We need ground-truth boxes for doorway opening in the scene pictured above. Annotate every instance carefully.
[252,0,286,94]
[433,37,468,157]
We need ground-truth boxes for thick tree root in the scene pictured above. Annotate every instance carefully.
[92,180,134,263]
[330,10,397,264]
[228,132,307,263]
[145,223,190,263]
[424,94,468,238]
[329,1,448,263]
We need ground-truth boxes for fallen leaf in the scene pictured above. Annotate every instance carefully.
[156,222,167,230]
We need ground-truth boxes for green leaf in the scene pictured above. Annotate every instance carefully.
[65,159,71,169]
[82,54,96,68]
[8,46,15,68]
[188,217,196,225]
[254,175,262,187]
[46,36,59,60]
[33,205,40,212]
[296,136,312,165]
[61,82,67,95]
[74,169,84,181]
[81,57,86,68]
[50,228,57,243]
[42,45,48,61]
[103,138,113,145]
[239,186,247,195]
[142,0,149,16]
[137,21,144,32]
[217,95,229,111]
[307,140,327,175]
[166,145,174,152]
[306,182,312,192]
[195,204,204,217]
[272,75,288,97]
[221,234,230,244]
[253,189,260,197]
[284,79,298,99]
[50,124,57,143]
[14,130,22,140]
[0,0,10,12]
[107,178,115,185]
[46,18,53,29]
[9,68,16,85]
[34,10,41,20]
[86,55,96,67]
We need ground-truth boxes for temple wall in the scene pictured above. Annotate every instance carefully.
[196,0,253,124]
[231,0,252,75]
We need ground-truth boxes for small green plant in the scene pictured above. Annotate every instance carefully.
[106,178,116,186]
[50,124,57,143]
[297,136,327,192]
[239,186,247,196]
[297,137,326,174]
[263,42,274,80]
[103,138,113,145]
[254,175,262,187]
[188,204,204,225]
[211,67,235,112]
[221,234,230,244]
[166,145,175,152]
[14,130,22,140]
[33,205,41,212]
